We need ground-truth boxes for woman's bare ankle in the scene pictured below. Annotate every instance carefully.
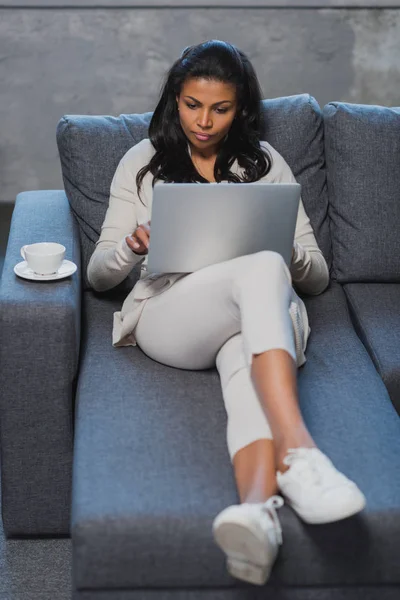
[274,434,317,473]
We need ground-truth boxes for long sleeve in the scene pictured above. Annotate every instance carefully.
[87,144,149,292]
[264,141,330,296]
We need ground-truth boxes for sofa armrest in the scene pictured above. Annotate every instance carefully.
[0,190,81,537]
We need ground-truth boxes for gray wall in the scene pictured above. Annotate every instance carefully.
[0,2,400,204]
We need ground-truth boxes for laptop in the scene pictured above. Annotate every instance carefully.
[146,182,301,274]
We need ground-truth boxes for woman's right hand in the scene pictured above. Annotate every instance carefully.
[126,220,151,255]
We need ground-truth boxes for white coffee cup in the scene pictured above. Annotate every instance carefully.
[20,242,66,275]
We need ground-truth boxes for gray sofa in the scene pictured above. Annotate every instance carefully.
[1,94,400,600]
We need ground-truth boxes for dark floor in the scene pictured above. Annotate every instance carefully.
[0,488,72,600]
[0,202,72,597]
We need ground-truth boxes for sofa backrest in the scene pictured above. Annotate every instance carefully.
[323,102,400,283]
[56,113,153,293]
[261,95,331,269]
[56,94,331,292]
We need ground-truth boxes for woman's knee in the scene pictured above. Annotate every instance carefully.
[236,250,291,287]
[252,249,288,270]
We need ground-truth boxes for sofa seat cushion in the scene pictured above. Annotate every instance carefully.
[71,284,400,593]
[344,283,400,414]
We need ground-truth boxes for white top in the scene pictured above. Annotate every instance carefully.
[87,138,329,363]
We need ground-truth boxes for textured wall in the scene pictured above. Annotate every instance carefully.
[0,7,399,203]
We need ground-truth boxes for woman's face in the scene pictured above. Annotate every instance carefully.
[176,78,238,158]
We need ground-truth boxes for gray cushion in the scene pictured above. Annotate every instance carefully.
[344,283,400,414]
[323,102,400,283]
[56,112,153,293]
[72,284,400,591]
[57,94,331,292]
[261,94,331,268]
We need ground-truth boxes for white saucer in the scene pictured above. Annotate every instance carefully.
[14,259,77,281]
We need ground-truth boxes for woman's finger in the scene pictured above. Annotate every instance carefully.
[135,226,149,248]
[126,235,141,251]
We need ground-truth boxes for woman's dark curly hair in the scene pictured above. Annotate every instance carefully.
[135,39,272,205]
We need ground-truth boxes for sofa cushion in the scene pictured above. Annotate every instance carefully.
[57,94,331,292]
[323,102,400,283]
[344,283,400,414]
[261,94,331,267]
[56,112,153,293]
[71,284,400,592]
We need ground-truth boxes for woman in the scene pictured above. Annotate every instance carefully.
[87,40,366,586]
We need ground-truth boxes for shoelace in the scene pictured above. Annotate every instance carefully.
[261,495,284,545]
[283,447,342,491]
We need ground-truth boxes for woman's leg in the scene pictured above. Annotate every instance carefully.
[232,440,277,503]
[134,250,297,372]
[215,332,279,504]
[228,247,314,474]
[135,250,307,504]
[219,256,364,525]
[229,347,315,505]
[214,250,312,504]
[251,348,315,474]
[217,341,315,504]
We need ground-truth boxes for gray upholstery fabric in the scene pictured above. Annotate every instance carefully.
[323,102,400,283]
[75,586,400,600]
[72,284,400,592]
[261,94,331,267]
[56,113,152,293]
[56,94,330,292]
[344,283,400,414]
[0,191,80,537]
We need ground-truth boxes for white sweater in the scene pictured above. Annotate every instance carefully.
[87,138,329,360]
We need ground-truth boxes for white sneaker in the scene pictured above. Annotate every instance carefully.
[276,447,366,524]
[212,495,284,585]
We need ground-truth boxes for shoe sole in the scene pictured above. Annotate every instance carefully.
[287,493,366,524]
[213,516,274,585]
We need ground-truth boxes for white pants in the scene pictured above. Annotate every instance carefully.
[134,251,309,463]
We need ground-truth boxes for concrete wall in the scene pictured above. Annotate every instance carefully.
[0,3,399,203]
